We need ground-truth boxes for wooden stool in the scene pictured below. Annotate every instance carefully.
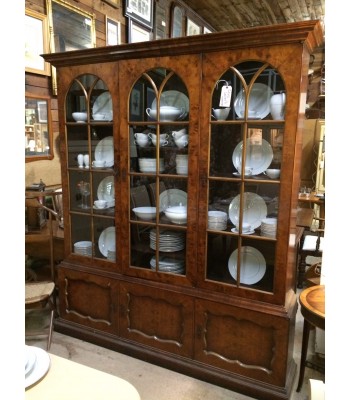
[296,285,325,392]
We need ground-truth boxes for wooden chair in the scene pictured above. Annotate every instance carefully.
[297,217,325,288]
[25,194,58,350]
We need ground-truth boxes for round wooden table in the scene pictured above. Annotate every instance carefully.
[296,284,325,392]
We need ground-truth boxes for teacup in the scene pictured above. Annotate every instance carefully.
[134,133,149,147]
[264,169,280,179]
[212,107,231,121]
[92,160,106,168]
[149,133,169,146]
[174,134,189,148]
[172,128,187,140]
[94,199,107,209]
[242,222,251,233]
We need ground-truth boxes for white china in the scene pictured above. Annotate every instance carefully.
[98,226,116,258]
[83,154,89,168]
[174,134,189,148]
[229,192,267,229]
[232,139,273,176]
[234,83,273,119]
[164,205,187,224]
[208,210,227,231]
[149,133,169,146]
[72,111,87,122]
[92,160,106,168]
[74,241,93,255]
[270,92,286,120]
[77,153,84,168]
[94,136,114,167]
[264,168,280,179]
[261,217,277,238]
[132,206,157,220]
[25,346,51,389]
[92,92,113,121]
[97,176,115,205]
[25,345,37,378]
[159,189,187,211]
[212,107,230,120]
[151,90,189,117]
[138,158,164,173]
[150,255,185,274]
[150,229,185,252]
[94,199,107,209]
[146,106,185,121]
[172,128,187,140]
[228,246,266,285]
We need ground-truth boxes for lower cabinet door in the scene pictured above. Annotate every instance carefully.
[194,299,294,387]
[58,267,118,334]
[119,282,194,357]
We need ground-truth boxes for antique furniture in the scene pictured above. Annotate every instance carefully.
[296,285,325,392]
[25,352,141,399]
[44,20,323,399]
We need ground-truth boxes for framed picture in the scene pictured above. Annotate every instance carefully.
[106,17,120,45]
[102,0,121,8]
[125,0,154,29]
[130,82,143,121]
[37,101,48,123]
[170,4,184,38]
[186,18,201,36]
[128,19,151,43]
[25,9,51,76]
[203,26,213,34]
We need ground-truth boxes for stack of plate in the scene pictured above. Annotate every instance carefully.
[208,211,227,231]
[139,158,165,173]
[261,218,277,238]
[175,154,188,175]
[74,241,93,255]
[150,229,185,252]
[107,249,116,261]
[150,255,185,274]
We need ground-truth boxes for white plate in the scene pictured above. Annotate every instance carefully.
[25,345,37,378]
[98,226,116,257]
[97,176,114,203]
[234,83,273,119]
[94,137,114,167]
[92,92,113,120]
[228,192,267,229]
[231,228,255,235]
[228,246,266,284]
[25,346,51,389]
[159,189,188,211]
[152,90,189,116]
[232,139,273,176]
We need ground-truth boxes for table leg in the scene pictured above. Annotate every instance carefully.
[296,318,311,392]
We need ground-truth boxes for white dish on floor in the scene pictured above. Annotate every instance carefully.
[232,139,273,176]
[25,346,51,389]
[94,137,114,167]
[228,246,266,285]
[98,226,116,257]
[97,176,115,203]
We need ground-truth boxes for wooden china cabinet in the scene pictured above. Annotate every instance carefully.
[44,21,323,400]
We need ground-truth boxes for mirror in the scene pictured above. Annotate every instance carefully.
[46,0,96,94]
[25,94,53,162]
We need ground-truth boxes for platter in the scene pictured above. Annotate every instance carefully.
[25,345,37,378]
[228,192,267,229]
[228,246,266,285]
[97,176,115,205]
[232,139,273,176]
[25,346,51,389]
[92,92,113,120]
[98,226,116,257]
[94,137,114,167]
[233,83,273,119]
[159,189,187,212]
[152,90,189,116]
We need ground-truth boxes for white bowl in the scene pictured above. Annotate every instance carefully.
[264,169,280,179]
[212,107,230,120]
[94,200,107,209]
[164,206,187,224]
[72,112,87,122]
[146,106,185,121]
[132,206,157,220]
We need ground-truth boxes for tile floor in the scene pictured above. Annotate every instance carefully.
[26,287,325,400]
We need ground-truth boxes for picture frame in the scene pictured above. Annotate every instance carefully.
[203,26,213,34]
[186,18,201,36]
[170,4,184,38]
[25,9,51,76]
[37,101,48,123]
[102,0,121,8]
[128,19,151,43]
[106,17,120,45]
[125,0,154,29]
[130,82,143,121]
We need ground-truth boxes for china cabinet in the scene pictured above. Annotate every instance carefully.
[44,20,323,400]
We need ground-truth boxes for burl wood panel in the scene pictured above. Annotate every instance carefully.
[119,282,194,357]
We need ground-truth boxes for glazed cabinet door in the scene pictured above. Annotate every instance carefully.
[61,68,120,272]
[198,49,302,304]
[118,56,201,286]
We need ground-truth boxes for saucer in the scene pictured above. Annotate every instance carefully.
[231,228,255,235]
[93,205,108,210]
[232,172,254,178]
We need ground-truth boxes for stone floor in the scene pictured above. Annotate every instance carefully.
[26,287,325,400]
